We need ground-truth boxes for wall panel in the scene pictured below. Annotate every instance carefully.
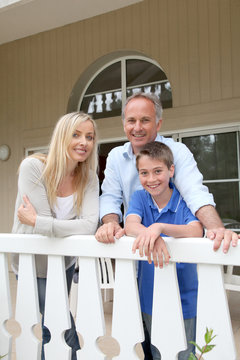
[0,0,240,232]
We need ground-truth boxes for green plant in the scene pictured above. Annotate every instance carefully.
[188,327,217,360]
[0,355,7,359]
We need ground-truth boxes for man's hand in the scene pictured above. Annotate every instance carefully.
[206,227,239,253]
[196,205,239,253]
[17,195,37,227]
[95,221,125,243]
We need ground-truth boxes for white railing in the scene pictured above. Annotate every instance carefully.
[0,233,239,360]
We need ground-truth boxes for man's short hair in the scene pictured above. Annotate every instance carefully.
[122,92,163,124]
[136,141,174,170]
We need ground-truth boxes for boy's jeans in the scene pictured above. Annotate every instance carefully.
[142,312,196,360]
[37,264,80,360]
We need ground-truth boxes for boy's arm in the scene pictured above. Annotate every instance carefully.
[149,221,203,240]
[125,215,170,267]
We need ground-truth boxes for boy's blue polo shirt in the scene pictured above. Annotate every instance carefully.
[126,184,199,319]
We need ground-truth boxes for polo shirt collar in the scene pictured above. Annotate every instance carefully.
[146,183,182,214]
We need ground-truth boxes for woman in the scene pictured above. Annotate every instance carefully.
[12,112,99,360]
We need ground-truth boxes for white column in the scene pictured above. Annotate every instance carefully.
[76,257,105,359]
[151,263,187,359]
[112,259,144,359]
[196,264,236,360]
[15,254,40,360]
[0,253,12,360]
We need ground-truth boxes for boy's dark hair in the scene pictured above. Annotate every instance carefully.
[136,141,174,170]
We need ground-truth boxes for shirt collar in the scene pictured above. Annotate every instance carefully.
[123,142,135,159]
[122,133,163,160]
[146,183,182,214]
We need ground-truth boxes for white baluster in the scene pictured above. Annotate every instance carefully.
[0,253,12,360]
[15,254,40,360]
[76,257,105,359]
[151,263,186,359]
[112,259,144,359]
[197,264,236,360]
[44,255,71,360]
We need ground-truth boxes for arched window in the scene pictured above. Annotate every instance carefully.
[68,53,172,119]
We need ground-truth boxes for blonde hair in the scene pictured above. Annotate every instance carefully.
[32,112,98,213]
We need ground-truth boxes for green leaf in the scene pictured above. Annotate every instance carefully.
[188,353,197,360]
[205,327,213,344]
[189,341,202,353]
[203,344,216,353]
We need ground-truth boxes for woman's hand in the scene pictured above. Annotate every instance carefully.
[17,195,37,227]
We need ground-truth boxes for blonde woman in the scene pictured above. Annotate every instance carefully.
[12,112,99,360]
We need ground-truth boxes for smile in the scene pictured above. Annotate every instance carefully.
[132,134,145,138]
[74,148,87,154]
[147,184,160,189]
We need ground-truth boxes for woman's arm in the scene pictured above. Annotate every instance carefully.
[17,158,99,237]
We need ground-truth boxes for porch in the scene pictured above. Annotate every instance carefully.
[1,234,240,360]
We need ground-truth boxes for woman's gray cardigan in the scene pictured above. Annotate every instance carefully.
[12,157,99,277]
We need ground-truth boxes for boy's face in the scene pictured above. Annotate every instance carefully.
[138,155,174,200]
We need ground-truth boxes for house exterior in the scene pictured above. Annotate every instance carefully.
[0,0,240,232]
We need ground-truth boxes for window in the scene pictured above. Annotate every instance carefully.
[179,129,240,223]
[80,56,172,119]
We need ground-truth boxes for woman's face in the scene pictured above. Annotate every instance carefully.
[68,120,95,164]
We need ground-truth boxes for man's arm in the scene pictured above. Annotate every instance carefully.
[167,140,239,253]
[95,213,125,243]
[196,205,239,253]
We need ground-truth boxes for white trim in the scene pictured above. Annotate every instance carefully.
[77,53,170,112]
[25,145,49,157]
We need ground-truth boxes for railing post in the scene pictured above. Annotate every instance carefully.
[15,254,40,360]
[196,264,236,360]
[151,263,187,359]
[112,259,144,359]
[44,255,72,360]
[76,257,105,359]
[0,253,12,360]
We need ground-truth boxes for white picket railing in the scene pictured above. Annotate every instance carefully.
[0,233,239,360]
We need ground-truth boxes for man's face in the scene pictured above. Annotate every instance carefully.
[123,97,162,154]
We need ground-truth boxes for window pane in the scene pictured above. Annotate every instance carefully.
[207,182,240,222]
[182,132,238,180]
[126,59,167,86]
[85,62,121,94]
[81,91,122,119]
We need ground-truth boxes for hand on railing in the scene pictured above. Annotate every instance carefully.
[206,227,239,253]
[132,225,171,268]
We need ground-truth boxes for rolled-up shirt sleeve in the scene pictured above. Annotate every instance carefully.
[100,149,124,222]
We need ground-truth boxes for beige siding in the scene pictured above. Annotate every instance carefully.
[0,0,240,231]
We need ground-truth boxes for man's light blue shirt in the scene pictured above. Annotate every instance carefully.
[100,134,215,221]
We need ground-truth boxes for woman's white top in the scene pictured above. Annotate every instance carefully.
[53,194,74,220]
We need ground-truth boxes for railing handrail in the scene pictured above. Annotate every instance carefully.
[0,233,239,266]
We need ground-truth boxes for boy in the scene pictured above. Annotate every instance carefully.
[125,141,203,360]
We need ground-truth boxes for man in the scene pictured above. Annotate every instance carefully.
[95,92,239,251]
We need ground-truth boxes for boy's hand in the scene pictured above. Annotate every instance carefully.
[151,237,170,268]
[132,223,162,256]
[132,225,170,267]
